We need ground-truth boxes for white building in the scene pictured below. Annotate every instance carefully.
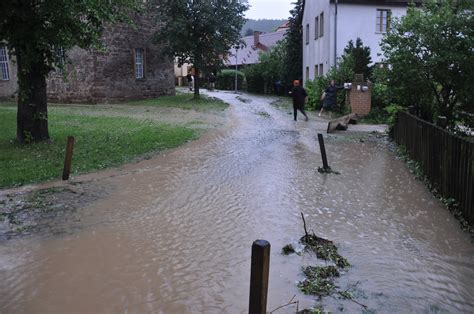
[302,0,422,83]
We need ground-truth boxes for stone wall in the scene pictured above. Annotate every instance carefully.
[1,6,174,104]
[48,10,174,103]
[0,47,18,101]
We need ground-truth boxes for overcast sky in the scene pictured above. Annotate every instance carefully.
[245,0,293,20]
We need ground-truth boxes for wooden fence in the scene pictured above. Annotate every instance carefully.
[393,111,474,225]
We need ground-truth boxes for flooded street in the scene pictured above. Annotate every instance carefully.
[1,91,473,313]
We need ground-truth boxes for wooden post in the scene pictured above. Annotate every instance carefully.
[249,240,270,314]
[62,136,75,180]
[317,133,330,170]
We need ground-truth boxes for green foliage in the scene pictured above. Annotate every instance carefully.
[243,65,265,93]
[305,78,326,110]
[343,38,372,80]
[243,41,286,94]
[0,0,142,143]
[155,0,248,97]
[216,70,245,91]
[305,54,355,110]
[385,104,404,127]
[0,0,140,75]
[380,0,474,124]
[282,0,304,87]
[282,244,296,255]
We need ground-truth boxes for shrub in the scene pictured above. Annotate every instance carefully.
[244,65,265,94]
[216,70,245,90]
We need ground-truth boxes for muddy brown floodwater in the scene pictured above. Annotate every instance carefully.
[1,90,473,313]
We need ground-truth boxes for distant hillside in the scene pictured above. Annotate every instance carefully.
[241,19,287,37]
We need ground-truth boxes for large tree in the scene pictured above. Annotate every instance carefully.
[155,0,248,99]
[343,38,372,80]
[0,0,140,143]
[282,0,304,88]
[381,0,474,124]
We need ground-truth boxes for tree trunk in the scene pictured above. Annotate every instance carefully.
[16,49,50,143]
[194,68,200,99]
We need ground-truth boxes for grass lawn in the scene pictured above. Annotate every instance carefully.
[0,94,227,188]
[128,93,228,111]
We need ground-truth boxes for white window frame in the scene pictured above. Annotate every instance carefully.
[135,48,145,79]
[0,46,10,81]
[376,9,391,33]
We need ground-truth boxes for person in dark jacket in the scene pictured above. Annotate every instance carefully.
[289,80,309,121]
[319,80,343,116]
[208,72,216,91]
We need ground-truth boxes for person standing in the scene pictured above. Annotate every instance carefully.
[319,79,342,116]
[289,80,309,121]
[186,73,194,91]
[208,72,216,91]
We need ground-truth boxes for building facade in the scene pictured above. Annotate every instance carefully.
[302,0,421,83]
[0,11,174,103]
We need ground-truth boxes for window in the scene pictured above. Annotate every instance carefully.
[315,17,319,40]
[305,24,309,44]
[0,46,10,81]
[376,9,391,33]
[135,48,144,79]
[306,67,309,81]
[315,65,318,78]
[319,64,324,76]
[319,13,324,37]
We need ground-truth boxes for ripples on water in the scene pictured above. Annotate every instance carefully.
[0,93,473,313]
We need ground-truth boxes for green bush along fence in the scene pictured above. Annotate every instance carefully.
[393,111,474,225]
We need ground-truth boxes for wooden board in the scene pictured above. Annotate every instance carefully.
[327,113,358,133]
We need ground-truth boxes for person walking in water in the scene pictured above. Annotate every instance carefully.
[289,80,309,121]
[319,79,342,116]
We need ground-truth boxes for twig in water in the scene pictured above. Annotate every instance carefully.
[269,295,299,313]
[333,292,368,309]
[301,212,309,242]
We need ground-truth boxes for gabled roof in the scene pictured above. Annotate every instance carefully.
[224,30,286,66]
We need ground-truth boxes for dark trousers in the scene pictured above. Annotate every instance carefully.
[293,104,307,121]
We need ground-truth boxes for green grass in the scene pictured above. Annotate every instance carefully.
[127,93,228,111]
[0,95,228,188]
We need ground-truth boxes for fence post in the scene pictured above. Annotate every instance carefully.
[62,136,75,180]
[317,133,330,170]
[249,240,270,314]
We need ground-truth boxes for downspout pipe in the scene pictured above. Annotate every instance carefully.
[334,0,338,69]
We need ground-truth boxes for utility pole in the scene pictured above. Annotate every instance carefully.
[235,46,239,93]
[334,0,338,69]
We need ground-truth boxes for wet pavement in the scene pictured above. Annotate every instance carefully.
[0,90,473,313]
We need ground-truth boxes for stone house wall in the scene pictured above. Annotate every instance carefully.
[0,46,18,101]
[1,8,174,104]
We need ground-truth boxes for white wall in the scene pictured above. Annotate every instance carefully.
[302,0,330,84]
[336,4,408,66]
[302,1,409,84]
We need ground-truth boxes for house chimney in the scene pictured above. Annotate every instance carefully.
[253,31,260,46]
